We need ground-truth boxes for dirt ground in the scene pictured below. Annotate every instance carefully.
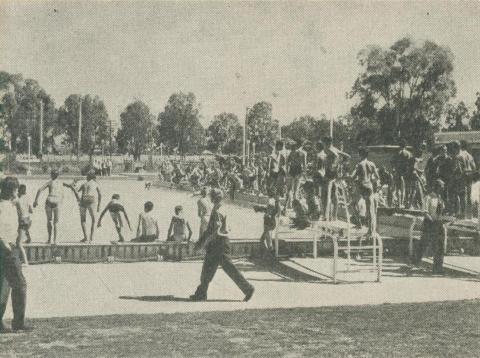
[2,300,480,357]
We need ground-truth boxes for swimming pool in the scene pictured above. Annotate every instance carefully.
[19,178,264,244]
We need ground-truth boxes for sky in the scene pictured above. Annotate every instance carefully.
[1,1,480,128]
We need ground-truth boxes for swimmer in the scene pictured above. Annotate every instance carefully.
[33,169,67,244]
[167,205,193,243]
[67,172,102,243]
[97,194,131,243]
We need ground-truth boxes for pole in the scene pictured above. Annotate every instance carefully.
[27,136,31,176]
[77,98,82,161]
[109,118,113,160]
[243,107,248,166]
[330,116,333,139]
[39,101,43,157]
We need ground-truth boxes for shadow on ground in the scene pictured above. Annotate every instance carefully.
[119,295,242,303]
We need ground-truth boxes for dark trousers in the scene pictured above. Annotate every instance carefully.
[0,247,27,329]
[194,237,253,299]
[416,218,445,273]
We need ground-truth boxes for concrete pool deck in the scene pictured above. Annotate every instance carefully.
[3,260,480,320]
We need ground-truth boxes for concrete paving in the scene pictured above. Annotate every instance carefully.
[3,260,480,319]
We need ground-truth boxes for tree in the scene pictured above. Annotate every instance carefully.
[116,100,155,161]
[445,101,470,131]
[57,94,109,159]
[207,112,243,154]
[1,73,57,154]
[247,101,279,153]
[157,92,205,155]
[350,37,456,146]
[470,92,480,130]
[281,114,351,152]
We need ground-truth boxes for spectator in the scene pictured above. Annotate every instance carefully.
[0,176,31,333]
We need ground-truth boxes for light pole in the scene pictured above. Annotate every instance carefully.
[27,135,31,176]
[77,97,82,161]
[243,107,250,166]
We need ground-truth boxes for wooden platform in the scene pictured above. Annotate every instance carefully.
[24,240,262,264]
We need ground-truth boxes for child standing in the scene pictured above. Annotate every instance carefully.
[15,184,32,265]
[197,187,212,240]
[167,206,193,243]
[97,194,131,243]
[416,179,446,273]
[132,201,159,242]
[253,198,278,251]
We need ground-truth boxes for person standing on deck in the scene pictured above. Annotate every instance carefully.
[190,189,254,302]
[284,139,307,213]
[435,144,454,211]
[313,141,328,219]
[197,187,212,240]
[392,140,412,208]
[33,169,67,244]
[323,136,350,220]
[267,140,287,213]
[351,147,380,234]
[66,172,102,243]
[458,140,476,219]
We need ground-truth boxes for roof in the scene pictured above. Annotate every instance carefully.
[434,131,480,144]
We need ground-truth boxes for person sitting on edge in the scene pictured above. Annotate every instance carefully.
[15,184,32,265]
[97,194,132,243]
[0,177,32,333]
[167,205,193,243]
[132,201,159,242]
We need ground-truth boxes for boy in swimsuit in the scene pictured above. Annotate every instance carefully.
[15,184,32,265]
[197,187,212,240]
[97,194,131,243]
[33,169,66,244]
[67,172,102,243]
[132,201,159,242]
[167,205,193,243]
[351,147,379,234]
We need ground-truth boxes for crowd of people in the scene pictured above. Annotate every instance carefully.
[1,137,479,332]
[92,158,113,177]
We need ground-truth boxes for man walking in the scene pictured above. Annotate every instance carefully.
[190,188,254,302]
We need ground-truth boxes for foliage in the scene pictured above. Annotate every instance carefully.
[57,94,110,158]
[207,112,243,154]
[246,101,279,153]
[350,37,456,146]
[116,100,156,161]
[157,92,205,155]
[470,92,480,130]
[444,101,470,131]
[0,71,57,154]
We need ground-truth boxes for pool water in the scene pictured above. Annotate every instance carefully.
[20,178,263,244]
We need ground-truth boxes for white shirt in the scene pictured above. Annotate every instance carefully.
[0,200,19,245]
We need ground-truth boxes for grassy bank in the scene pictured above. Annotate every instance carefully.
[2,300,480,357]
